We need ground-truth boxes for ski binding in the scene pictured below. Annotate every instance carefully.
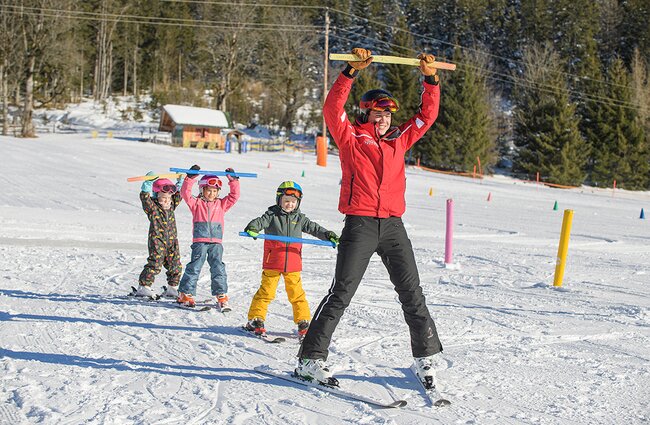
[410,363,451,407]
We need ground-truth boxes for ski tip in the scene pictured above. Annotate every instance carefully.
[390,400,408,408]
[433,398,451,407]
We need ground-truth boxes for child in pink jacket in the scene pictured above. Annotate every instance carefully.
[177,165,240,310]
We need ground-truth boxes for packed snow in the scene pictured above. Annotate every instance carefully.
[1,119,649,424]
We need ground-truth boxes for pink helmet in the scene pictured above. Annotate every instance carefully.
[152,178,177,194]
[198,174,222,189]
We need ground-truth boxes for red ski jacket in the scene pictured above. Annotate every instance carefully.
[245,205,333,273]
[324,72,440,218]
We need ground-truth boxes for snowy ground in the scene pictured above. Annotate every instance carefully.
[1,130,649,424]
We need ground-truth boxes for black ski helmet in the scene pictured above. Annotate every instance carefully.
[359,89,400,115]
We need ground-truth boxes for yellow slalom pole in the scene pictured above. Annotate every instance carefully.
[329,54,457,71]
[127,173,183,182]
[553,209,574,287]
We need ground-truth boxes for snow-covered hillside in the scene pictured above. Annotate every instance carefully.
[0,129,648,424]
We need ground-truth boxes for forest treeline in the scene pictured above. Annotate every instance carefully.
[1,0,649,188]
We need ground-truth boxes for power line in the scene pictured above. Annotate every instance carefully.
[3,7,321,31]
[5,3,647,112]
[328,33,647,113]
[4,5,322,29]
[326,6,636,93]
[160,0,323,9]
[7,1,636,92]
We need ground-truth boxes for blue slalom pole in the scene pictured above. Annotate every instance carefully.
[170,168,258,178]
[239,232,335,248]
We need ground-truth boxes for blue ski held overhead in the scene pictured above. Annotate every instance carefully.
[169,168,258,178]
[239,232,336,248]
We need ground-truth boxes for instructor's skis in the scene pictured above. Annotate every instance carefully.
[410,363,451,407]
[254,365,407,408]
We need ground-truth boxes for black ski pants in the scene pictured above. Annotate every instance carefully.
[298,215,443,360]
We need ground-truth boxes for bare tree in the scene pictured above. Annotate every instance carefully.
[14,1,71,137]
[257,8,321,132]
[197,0,260,111]
[93,0,129,101]
[0,0,21,135]
[630,49,650,131]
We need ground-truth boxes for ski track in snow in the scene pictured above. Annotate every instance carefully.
[1,134,649,424]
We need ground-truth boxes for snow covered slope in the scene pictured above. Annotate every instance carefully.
[1,132,648,424]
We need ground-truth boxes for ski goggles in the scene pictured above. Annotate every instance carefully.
[363,97,400,113]
[158,184,177,194]
[199,177,222,188]
[279,188,302,199]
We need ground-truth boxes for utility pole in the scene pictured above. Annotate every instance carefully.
[317,8,330,167]
[133,23,138,97]
[322,8,329,142]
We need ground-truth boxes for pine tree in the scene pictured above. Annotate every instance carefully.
[345,67,381,117]
[417,49,498,173]
[520,0,552,47]
[617,0,650,64]
[347,0,380,51]
[552,0,599,76]
[383,15,419,124]
[587,58,649,189]
[630,49,650,135]
[512,45,588,186]
[403,0,452,56]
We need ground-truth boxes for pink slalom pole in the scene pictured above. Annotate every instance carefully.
[444,199,454,265]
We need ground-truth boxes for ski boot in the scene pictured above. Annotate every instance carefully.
[135,285,156,298]
[413,355,438,390]
[295,358,338,387]
[245,318,266,336]
[161,285,179,298]
[297,320,309,342]
[176,292,196,307]
[216,294,230,312]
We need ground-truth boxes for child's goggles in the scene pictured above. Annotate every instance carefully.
[200,177,222,188]
[362,97,400,113]
[205,178,220,187]
[279,188,302,199]
[159,184,177,194]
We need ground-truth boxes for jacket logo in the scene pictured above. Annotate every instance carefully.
[416,118,425,129]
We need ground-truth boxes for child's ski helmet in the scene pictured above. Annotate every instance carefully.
[199,174,222,189]
[152,178,177,194]
[276,181,303,206]
[359,89,400,115]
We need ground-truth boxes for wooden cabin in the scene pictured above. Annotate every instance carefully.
[158,105,230,149]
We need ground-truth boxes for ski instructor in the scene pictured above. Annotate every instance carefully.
[296,48,444,387]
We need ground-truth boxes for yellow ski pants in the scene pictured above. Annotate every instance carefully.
[247,270,310,323]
